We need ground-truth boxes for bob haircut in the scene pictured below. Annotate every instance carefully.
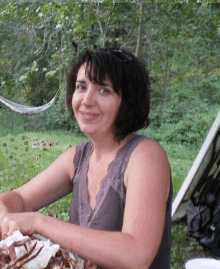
[67,48,150,142]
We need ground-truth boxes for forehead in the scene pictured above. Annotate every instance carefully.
[76,64,86,78]
[76,64,113,86]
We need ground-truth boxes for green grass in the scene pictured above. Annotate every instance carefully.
[0,130,87,220]
[162,142,198,199]
[171,222,211,269]
[0,125,212,269]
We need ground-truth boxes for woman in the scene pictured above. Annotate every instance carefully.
[0,48,172,269]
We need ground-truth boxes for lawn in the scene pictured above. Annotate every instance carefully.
[0,127,213,268]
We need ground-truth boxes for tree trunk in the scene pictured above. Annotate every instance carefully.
[135,3,144,59]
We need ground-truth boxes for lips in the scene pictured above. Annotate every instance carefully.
[79,111,99,120]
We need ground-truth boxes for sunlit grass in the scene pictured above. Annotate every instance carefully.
[0,130,87,219]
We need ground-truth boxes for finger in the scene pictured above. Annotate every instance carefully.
[8,222,17,237]
[6,217,19,238]
[1,216,10,239]
[2,227,10,239]
[2,231,9,239]
[0,212,4,238]
[2,226,10,239]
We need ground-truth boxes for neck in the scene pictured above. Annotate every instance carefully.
[89,133,134,162]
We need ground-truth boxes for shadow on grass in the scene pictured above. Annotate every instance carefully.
[171,219,212,269]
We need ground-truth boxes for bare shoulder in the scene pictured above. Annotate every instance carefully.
[125,137,170,197]
[128,137,169,170]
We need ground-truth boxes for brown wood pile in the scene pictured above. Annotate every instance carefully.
[0,235,101,269]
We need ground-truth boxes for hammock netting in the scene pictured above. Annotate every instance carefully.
[0,95,56,114]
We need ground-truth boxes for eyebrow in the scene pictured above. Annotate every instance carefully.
[76,79,113,88]
[76,80,86,83]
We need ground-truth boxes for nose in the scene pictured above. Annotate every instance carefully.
[81,87,95,106]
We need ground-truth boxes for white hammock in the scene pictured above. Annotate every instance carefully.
[0,95,56,114]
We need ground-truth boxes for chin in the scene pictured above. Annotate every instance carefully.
[79,123,113,139]
[79,126,97,136]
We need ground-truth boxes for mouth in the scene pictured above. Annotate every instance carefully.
[79,111,99,120]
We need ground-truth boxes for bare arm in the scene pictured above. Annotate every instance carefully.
[0,191,25,213]
[1,139,170,269]
[0,146,76,213]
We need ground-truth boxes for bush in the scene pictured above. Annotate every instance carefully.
[23,95,82,134]
[149,76,220,146]
[158,109,219,146]
[0,106,25,137]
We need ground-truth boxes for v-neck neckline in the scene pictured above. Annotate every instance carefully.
[84,135,137,218]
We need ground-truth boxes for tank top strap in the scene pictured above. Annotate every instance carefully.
[73,141,93,181]
[116,135,149,176]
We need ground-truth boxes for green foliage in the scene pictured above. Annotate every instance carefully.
[20,71,59,106]
[0,106,25,137]
[149,70,220,146]
[0,2,142,104]
[23,95,83,134]
[1,3,219,148]
[159,110,218,145]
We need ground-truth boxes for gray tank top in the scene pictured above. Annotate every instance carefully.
[69,135,172,269]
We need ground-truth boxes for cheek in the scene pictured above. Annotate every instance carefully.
[71,93,79,114]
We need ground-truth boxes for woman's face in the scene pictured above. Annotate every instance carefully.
[72,64,122,139]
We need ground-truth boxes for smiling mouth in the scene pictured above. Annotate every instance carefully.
[80,112,99,119]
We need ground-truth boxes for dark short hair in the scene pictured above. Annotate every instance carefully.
[66,48,150,142]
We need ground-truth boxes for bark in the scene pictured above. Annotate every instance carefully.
[135,3,144,59]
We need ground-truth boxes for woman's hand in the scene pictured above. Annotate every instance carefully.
[0,211,38,239]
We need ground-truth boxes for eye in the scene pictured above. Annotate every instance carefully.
[99,88,111,95]
[76,84,86,91]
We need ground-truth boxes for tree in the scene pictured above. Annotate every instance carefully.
[136,3,144,59]
[0,2,141,104]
